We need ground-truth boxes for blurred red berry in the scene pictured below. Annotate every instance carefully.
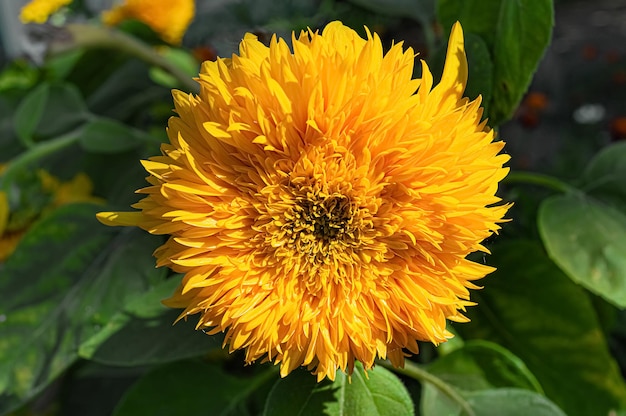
[612,70,626,85]
[582,44,598,60]
[610,116,626,141]
[192,45,218,62]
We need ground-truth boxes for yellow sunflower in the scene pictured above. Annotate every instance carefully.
[98,21,510,380]
[19,0,72,24]
[102,0,195,45]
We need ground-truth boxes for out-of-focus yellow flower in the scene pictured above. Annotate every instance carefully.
[0,192,15,259]
[0,192,8,236]
[102,0,195,44]
[19,0,72,23]
[37,171,101,207]
[0,171,101,261]
[98,22,510,380]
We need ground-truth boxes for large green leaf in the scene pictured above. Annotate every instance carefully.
[420,383,461,416]
[539,142,626,307]
[422,341,545,415]
[114,360,276,416]
[79,277,224,366]
[0,204,165,415]
[13,83,90,146]
[12,83,48,146]
[466,389,566,416]
[0,93,27,160]
[263,363,414,416]
[80,57,166,121]
[582,142,626,212]
[423,386,565,416]
[539,194,626,307]
[428,340,542,393]
[78,118,159,154]
[462,33,493,111]
[456,240,626,416]
[437,0,553,125]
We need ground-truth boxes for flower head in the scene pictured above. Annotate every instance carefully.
[20,0,72,24]
[98,21,510,380]
[102,0,195,44]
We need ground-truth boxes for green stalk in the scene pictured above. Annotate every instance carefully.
[0,131,80,189]
[377,359,476,416]
[49,24,199,93]
[504,171,578,194]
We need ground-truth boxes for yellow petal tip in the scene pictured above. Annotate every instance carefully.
[96,211,143,227]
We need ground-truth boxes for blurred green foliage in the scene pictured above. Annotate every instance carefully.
[1,0,626,415]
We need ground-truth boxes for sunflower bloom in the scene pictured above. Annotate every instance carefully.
[102,0,195,45]
[97,21,510,380]
[20,0,72,24]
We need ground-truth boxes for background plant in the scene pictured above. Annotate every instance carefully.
[0,0,625,415]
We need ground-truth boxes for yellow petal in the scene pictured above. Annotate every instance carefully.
[432,21,468,105]
[96,211,144,227]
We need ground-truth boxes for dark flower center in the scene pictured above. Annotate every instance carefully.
[297,196,352,241]
[284,194,357,259]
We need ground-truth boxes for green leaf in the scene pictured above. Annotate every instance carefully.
[539,142,626,307]
[0,204,165,414]
[263,363,414,416]
[456,240,626,416]
[466,388,566,416]
[149,48,200,89]
[437,0,553,125]
[43,49,85,81]
[79,277,224,366]
[539,194,626,307]
[422,386,565,416]
[114,360,276,416]
[13,83,49,146]
[422,341,544,415]
[420,383,462,416]
[79,118,154,154]
[582,142,626,212]
[428,340,542,393]
[463,33,493,111]
[0,93,27,160]
[77,55,159,119]
[345,0,435,21]
[13,83,90,145]
[82,151,154,206]
[0,60,38,92]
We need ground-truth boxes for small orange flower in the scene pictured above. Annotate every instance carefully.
[102,0,195,44]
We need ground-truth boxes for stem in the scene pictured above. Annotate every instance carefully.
[49,24,199,94]
[377,359,476,416]
[504,171,578,194]
[0,131,80,188]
